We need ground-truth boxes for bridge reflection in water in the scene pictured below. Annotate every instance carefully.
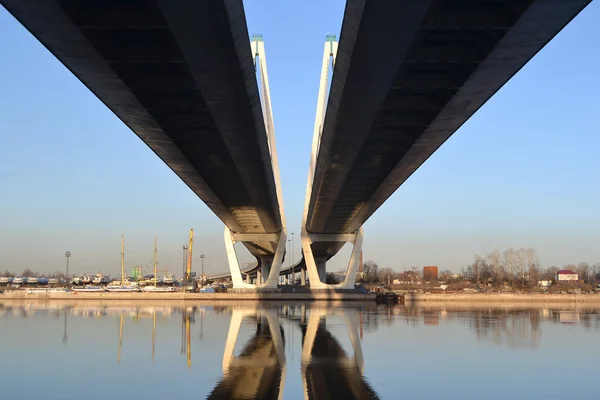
[209,309,286,399]
[300,309,378,400]
[211,306,378,400]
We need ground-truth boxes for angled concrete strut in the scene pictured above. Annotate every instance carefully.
[226,35,287,289]
[302,35,363,289]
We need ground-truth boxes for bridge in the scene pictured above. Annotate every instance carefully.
[2,0,287,288]
[301,0,591,288]
[4,0,591,290]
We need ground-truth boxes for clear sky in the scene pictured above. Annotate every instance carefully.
[0,1,599,277]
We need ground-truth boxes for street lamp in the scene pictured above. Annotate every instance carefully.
[182,245,188,291]
[65,251,71,282]
[290,233,295,265]
[200,254,205,284]
[290,233,295,285]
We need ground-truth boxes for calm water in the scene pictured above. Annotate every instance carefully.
[1,302,598,399]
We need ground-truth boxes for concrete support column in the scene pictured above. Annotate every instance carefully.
[300,227,364,289]
[245,274,250,284]
[260,256,272,285]
[224,227,287,289]
[316,257,327,283]
[300,268,306,286]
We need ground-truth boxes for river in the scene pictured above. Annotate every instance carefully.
[0,302,598,399]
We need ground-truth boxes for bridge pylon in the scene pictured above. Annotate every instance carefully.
[301,34,363,289]
[225,34,287,289]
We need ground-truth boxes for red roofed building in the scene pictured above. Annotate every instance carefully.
[557,269,578,282]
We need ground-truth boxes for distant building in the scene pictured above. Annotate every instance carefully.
[423,266,438,281]
[538,280,552,287]
[557,270,578,282]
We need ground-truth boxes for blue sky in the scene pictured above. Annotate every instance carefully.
[0,1,599,277]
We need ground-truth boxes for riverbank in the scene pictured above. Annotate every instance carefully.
[4,290,600,304]
[0,290,375,302]
[404,292,600,304]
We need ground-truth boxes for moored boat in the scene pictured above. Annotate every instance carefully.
[72,285,105,292]
[48,278,58,285]
[13,277,24,284]
[26,277,38,284]
[162,274,175,285]
[0,277,9,284]
[92,273,106,285]
[106,284,139,292]
[27,287,68,294]
[142,285,175,292]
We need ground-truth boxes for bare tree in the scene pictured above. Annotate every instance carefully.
[515,248,528,286]
[21,268,35,278]
[503,248,517,287]
[542,266,560,281]
[409,266,422,278]
[526,248,540,287]
[361,261,379,284]
[378,268,396,286]
[577,262,591,282]
[591,263,600,282]
[487,250,503,286]
[439,269,453,281]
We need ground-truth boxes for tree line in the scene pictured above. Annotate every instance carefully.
[354,248,600,287]
[356,261,397,284]
[461,248,599,287]
[1,269,69,278]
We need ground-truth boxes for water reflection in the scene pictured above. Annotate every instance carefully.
[210,309,286,398]
[384,305,600,349]
[300,309,377,400]
[2,302,600,399]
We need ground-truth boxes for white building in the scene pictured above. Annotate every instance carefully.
[557,270,578,282]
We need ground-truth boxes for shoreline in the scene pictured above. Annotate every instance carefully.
[2,291,600,305]
[403,292,600,304]
[0,291,375,302]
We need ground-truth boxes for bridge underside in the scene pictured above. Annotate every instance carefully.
[3,0,283,258]
[306,0,591,259]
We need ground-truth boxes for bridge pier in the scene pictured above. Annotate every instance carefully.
[224,227,286,289]
[300,268,306,286]
[300,227,364,289]
[259,256,272,286]
[316,257,327,284]
[256,270,262,285]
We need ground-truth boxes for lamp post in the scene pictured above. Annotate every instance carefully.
[292,232,294,265]
[182,245,188,292]
[292,232,296,284]
[65,251,71,283]
[200,254,205,284]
